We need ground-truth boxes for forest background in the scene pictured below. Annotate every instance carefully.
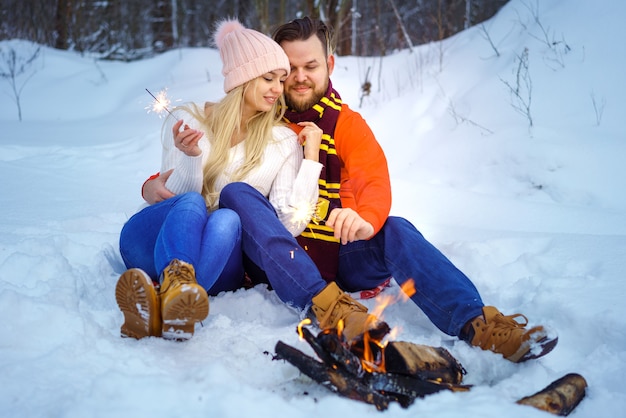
[1,0,508,60]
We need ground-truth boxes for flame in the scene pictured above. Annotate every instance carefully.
[361,321,387,373]
[337,319,344,337]
[359,279,416,373]
[370,278,416,319]
[297,318,312,339]
[399,279,416,299]
[387,325,401,341]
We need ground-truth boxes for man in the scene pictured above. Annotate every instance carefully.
[144,17,557,362]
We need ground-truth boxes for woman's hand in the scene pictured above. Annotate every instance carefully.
[173,119,203,156]
[297,121,323,161]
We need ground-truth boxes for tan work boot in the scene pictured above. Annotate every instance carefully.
[468,306,558,363]
[159,259,209,340]
[115,268,162,339]
[311,282,390,343]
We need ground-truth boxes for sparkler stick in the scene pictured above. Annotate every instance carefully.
[145,88,179,120]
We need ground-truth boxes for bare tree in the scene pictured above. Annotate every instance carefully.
[465,0,471,29]
[387,0,414,53]
[0,43,41,121]
[54,0,71,50]
[590,91,606,127]
[501,47,533,127]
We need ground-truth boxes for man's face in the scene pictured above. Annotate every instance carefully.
[279,35,335,112]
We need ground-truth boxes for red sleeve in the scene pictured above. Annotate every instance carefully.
[141,172,160,199]
[335,105,391,235]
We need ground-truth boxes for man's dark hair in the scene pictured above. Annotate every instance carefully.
[272,17,335,57]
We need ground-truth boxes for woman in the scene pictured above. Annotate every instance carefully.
[116,20,323,341]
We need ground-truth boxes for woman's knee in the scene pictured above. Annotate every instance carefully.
[209,208,241,237]
[173,192,209,216]
[176,191,205,207]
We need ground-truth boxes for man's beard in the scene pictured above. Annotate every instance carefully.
[285,80,328,113]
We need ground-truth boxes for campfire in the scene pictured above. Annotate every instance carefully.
[275,280,470,410]
[276,322,469,410]
[273,281,587,415]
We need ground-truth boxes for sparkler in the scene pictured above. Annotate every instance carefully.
[287,202,317,228]
[287,198,333,245]
[145,88,179,120]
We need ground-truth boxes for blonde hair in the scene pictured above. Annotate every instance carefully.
[174,78,287,210]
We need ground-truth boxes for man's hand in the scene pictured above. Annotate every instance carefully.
[326,208,375,244]
[142,169,175,204]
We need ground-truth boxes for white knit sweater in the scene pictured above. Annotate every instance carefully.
[160,110,322,237]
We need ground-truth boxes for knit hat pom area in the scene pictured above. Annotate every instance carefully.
[214,20,245,50]
[213,19,290,93]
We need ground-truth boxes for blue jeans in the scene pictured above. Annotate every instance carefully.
[219,182,484,336]
[119,192,244,295]
[337,217,484,336]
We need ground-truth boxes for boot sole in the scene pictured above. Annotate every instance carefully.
[518,335,559,362]
[115,269,161,339]
[509,334,559,363]
[161,286,209,340]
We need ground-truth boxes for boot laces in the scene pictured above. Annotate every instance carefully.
[161,260,195,292]
[477,311,529,345]
[317,293,367,329]
[493,312,528,328]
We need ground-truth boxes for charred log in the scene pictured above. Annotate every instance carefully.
[300,326,365,378]
[365,371,470,406]
[274,340,391,410]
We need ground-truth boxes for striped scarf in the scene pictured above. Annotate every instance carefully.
[284,81,342,281]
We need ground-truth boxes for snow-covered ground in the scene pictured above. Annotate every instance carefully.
[1,1,624,416]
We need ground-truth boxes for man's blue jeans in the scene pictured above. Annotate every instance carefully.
[119,192,244,294]
[219,182,484,337]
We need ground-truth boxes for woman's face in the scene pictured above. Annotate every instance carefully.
[243,70,287,116]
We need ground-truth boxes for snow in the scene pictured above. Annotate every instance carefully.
[1,0,625,416]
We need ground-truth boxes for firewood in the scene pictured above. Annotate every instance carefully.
[274,340,391,410]
[301,326,365,378]
[516,373,587,416]
[383,341,466,384]
[365,371,469,401]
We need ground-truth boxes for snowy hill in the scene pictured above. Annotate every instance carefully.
[1,1,625,417]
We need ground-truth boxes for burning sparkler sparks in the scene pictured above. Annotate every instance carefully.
[145,88,179,120]
[287,201,318,229]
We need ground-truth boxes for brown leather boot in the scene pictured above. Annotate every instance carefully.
[115,268,162,339]
[311,282,390,342]
[159,259,209,340]
[468,306,558,362]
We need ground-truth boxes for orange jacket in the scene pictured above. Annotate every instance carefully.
[291,103,392,236]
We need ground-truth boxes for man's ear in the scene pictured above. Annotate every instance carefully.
[327,54,335,76]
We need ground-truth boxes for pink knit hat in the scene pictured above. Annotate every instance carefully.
[214,19,290,93]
